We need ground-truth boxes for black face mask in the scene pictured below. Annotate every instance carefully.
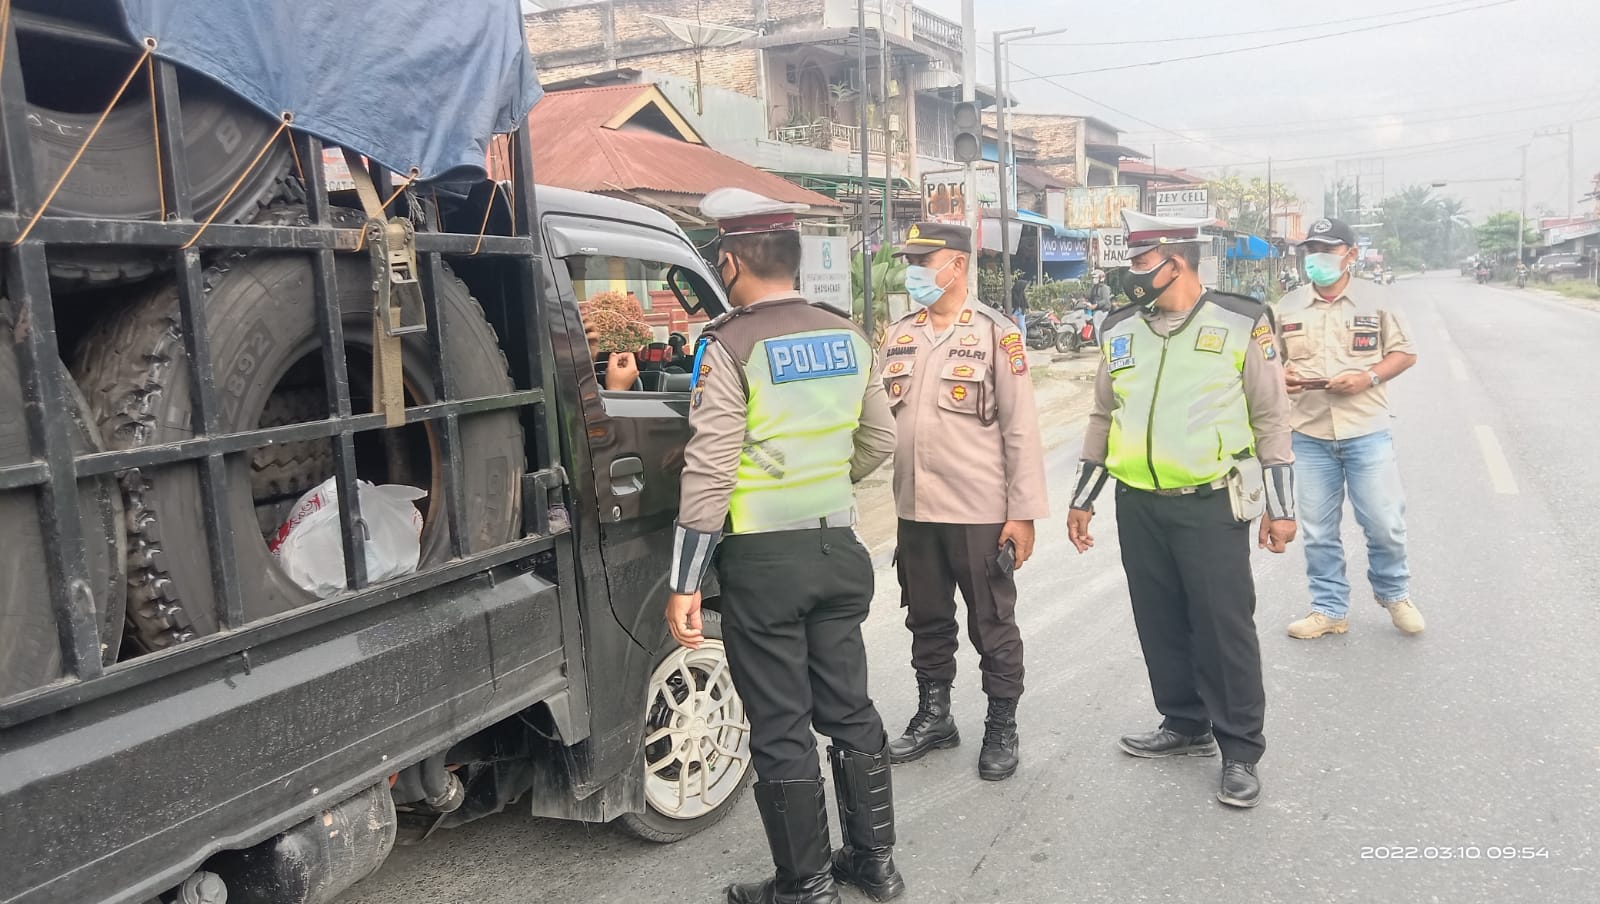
[1124,257,1176,307]
[717,254,741,299]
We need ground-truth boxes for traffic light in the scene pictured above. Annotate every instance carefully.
[953,101,980,163]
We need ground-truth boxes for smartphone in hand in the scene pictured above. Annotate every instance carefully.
[993,539,1017,576]
[1289,378,1329,390]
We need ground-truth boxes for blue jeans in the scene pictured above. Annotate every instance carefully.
[1292,430,1412,618]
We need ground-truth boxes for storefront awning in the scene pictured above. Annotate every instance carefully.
[1225,234,1279,260]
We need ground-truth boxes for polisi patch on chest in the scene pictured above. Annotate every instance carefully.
[766,333,859,383]
[1194,325,1228,354]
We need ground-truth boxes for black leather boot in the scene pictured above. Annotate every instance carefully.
[727,781,840,904]
[886,679,959,764]
[828,742,906,901]
[977,697,1020,782]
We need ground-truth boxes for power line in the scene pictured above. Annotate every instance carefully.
[1119,94,1590,141]
[990,0,1482,47]
[1183,115,1600,169]
[997,57,1260,162]
[1013,0,1517,82]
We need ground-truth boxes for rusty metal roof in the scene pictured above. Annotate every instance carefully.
[529,85,841,210]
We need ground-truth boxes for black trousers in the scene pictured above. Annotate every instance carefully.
[896,519,1025,700]
[719,527,886,782]
[1115,484,1266,763]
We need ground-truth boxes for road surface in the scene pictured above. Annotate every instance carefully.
[342,274,1599,904]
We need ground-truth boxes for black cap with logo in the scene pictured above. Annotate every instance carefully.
[1299,217,1358,248]
[895,222,973,256]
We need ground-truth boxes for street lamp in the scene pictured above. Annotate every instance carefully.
[1432,164,1526,261]
[992,26,1066,316]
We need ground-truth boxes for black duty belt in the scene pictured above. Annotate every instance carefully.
[1146,477,1229,498]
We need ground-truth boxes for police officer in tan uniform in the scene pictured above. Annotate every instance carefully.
[668,189,903,904]
[876,222,1048,783]
[1278,217,1422,640]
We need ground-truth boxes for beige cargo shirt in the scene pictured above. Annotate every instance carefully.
[1276,280,1417,441]
[875,301,1048,524]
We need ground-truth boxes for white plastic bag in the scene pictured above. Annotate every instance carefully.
[268,478,427,598]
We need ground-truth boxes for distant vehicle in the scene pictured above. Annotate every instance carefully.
[1532,252,1587,282]
[1476,263,1493,284]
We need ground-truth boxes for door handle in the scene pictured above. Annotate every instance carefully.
[609,456,644,496]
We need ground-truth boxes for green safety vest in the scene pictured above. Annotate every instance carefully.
[1102,295,1258,491]
[702,298,870,534]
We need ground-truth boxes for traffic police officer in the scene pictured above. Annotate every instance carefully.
[877,222,1048,782]
[1066,210,1296,809]
[667,188,904,904]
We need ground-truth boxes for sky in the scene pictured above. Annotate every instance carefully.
[917,0,1600,225]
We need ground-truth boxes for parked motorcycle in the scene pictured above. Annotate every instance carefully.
[1057,306,1095,353]
[1024,310,1060,351]
[1515,268,1527,288]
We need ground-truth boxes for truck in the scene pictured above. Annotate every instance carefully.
[0,3,748,902]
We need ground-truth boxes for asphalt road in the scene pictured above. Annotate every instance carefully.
[342,274,1599,904]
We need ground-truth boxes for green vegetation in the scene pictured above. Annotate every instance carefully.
[1551,280,1600,300]
[1204,173,1300,237]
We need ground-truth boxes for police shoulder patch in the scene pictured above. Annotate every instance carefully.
[1251,324,1272,340]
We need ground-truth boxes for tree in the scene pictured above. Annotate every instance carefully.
[1205,173,1299,237]
[1475,211,1539,262]
[849,243,905,343]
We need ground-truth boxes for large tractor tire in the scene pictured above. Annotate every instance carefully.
[0,315,125,698]
[14,13,294,288]
[72,205,523,650]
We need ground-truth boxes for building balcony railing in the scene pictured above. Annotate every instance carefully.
[772,120,910,156]
[911,6,962,54]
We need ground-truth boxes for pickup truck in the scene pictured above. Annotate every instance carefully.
[0,4,747,903]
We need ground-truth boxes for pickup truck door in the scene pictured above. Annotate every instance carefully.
[543,217,727,651]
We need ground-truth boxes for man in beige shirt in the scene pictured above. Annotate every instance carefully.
[1278,218,1422,640]
[876,222,1048,783]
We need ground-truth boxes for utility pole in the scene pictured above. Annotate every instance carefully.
[993,28,1029,316]
[857,0,872,336]
[1266,156,1273,242]
[1568,123,1576,221]
[1519,143,1528,265]
[880,11,891,256]
[961,0,978,295]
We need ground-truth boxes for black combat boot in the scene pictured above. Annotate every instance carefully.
[886,679,959,764]
[726,780,841,904]
[977,696,1020,782]
[828,742,906,901]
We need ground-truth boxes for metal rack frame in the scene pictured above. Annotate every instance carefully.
[0,19,569,724]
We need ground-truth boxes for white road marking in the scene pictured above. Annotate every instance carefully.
[1474,425,1519,495]
[1449,354,1469,382]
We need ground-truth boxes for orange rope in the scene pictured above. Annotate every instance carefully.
[507,133,518,235]
[0,0,13,81]
[15,43,154,245]
[181,114,291,249]
[379,169,418,212]
[469,180,497,255]
[146,55,165,221]
[286,129,305,183]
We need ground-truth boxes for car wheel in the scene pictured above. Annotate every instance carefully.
[618,610,752,843]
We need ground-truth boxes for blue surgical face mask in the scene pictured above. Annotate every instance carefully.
[904,258,955,306]
[1303,251,1348,287]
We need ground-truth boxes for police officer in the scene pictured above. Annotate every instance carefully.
[877,222,1048,782]
[1065,211,1296,809]
[667,188,903,904]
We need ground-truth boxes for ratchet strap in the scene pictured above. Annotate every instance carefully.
[343,148,427,427]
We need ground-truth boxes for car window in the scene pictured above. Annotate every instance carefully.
[566,254,718,392]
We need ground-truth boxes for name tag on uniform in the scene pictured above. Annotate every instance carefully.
[1353,315,1380,329]
[1281,321,1304,334]
[766,333,859,383]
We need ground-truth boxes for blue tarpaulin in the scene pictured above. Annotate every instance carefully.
[114,0,542,183]
[1226,234,1278,260]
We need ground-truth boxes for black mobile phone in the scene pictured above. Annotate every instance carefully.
[994,540,1017,576]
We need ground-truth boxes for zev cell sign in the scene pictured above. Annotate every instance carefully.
[1154,188,1210,219]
